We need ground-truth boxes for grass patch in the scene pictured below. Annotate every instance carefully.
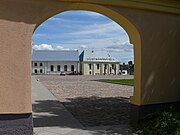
[138,111,180,135]
[98,79,134,86]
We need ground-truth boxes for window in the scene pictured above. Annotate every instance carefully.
[104,64,107,69]
[112,64,115,69]
[57,65,61,71]
[50,65,54,71]
[34,69,37,74]
[89,64,92,70]
[40,63,43,66]
[40,69,43,73]
[64,65,67,71]
[97,64,100,70]
[34,63,37,66]
[89,71,92,75]
[71,65,74,71]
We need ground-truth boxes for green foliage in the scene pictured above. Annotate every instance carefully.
[98,79,134,85]
[138,111,180,135]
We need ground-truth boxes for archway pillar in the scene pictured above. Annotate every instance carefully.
[111,7,180,125]
[0,1,37,133]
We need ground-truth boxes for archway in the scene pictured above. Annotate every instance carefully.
[33,11,136,134]
[2,1,179,134]
[33,3,141,107]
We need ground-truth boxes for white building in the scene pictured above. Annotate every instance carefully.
[32,50,79,75]
[79,50,120,75]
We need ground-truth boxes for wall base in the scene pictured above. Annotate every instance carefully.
[0,113,33,135]
[130,101,180,126]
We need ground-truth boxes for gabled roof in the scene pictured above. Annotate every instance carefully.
[32,50,79,61]
[79,50,119,62]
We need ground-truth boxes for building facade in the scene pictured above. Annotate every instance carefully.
[79,50,120,75]
[32,50,79,74]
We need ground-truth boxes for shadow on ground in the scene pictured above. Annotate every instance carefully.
[63,96,130,127]
[33,96,135,134]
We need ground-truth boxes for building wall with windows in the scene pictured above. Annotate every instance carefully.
[80,50,120,75]
[81,62,119,75]
[32,61,78,74]
[32,50,79,75]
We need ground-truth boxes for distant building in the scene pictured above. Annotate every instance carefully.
[120,61,134,75]
[79,50,119,75]
[32,50,79,75]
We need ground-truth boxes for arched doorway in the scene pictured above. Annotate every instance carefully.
[33,10,136,134]
[2,1,179,134]
[34,3,141,107]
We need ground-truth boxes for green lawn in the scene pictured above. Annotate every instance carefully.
[98,79,134,86]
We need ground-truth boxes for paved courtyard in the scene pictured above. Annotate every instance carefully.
[33,75,136,134]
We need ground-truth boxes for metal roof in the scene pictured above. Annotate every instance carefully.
[32,50,79,61]
[79,50,119,62]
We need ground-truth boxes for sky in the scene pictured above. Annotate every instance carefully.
[32,10,134,63]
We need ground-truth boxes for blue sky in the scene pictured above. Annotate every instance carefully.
[32,10,134,63]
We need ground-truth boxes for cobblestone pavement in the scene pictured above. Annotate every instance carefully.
[35,75,136,134]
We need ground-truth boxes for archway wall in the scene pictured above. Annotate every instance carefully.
[0,0,142,113]
[0,0,180,133]
[111,7,180,105]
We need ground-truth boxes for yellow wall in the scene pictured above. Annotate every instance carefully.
[81,62,119,75]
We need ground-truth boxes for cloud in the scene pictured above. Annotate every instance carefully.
[70,21,125,36]
[33,33,47,38]
[105,42,133,53]
[33,10,134,63]
[60,11,104,18]
[32,44,70,51]
[79,45,88,49]
[33,44,54,50]
[80,11,104,18]
[55,45,70,50]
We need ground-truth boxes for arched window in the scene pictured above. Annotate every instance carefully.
[34,69,37,74]
[40,69,43,73]
[50,65,54,71]
[89,64,92,70]
[64,65,67,71]
[97,64,100,70]
[71,65,74,71]
[57,65,61,71]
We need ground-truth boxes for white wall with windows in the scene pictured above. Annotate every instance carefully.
[80,62,119,75]
[32,61,79,75]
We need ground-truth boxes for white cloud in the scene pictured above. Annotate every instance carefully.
[105,42,133,53]
[33,44,54,50]
[32,44,70,51]
[80,11,104,17]
[33,33,47,38]
[60,11,104,18]
[70,22,125,36]
[79,45,88,49]
[55,45,70,50]
[48,17,85,24]
[55,45,64,50]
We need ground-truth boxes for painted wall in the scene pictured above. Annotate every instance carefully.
[0,0,179,114]
[110,6,180,105]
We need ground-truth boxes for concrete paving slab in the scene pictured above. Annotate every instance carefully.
[32,76,94,135]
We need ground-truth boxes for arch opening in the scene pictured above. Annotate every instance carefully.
[32,3,142,133]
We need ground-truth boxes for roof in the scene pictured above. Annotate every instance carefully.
[32,50,79,61]
[79,50,119,62]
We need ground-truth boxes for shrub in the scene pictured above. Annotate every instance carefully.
[138,111,180,135]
